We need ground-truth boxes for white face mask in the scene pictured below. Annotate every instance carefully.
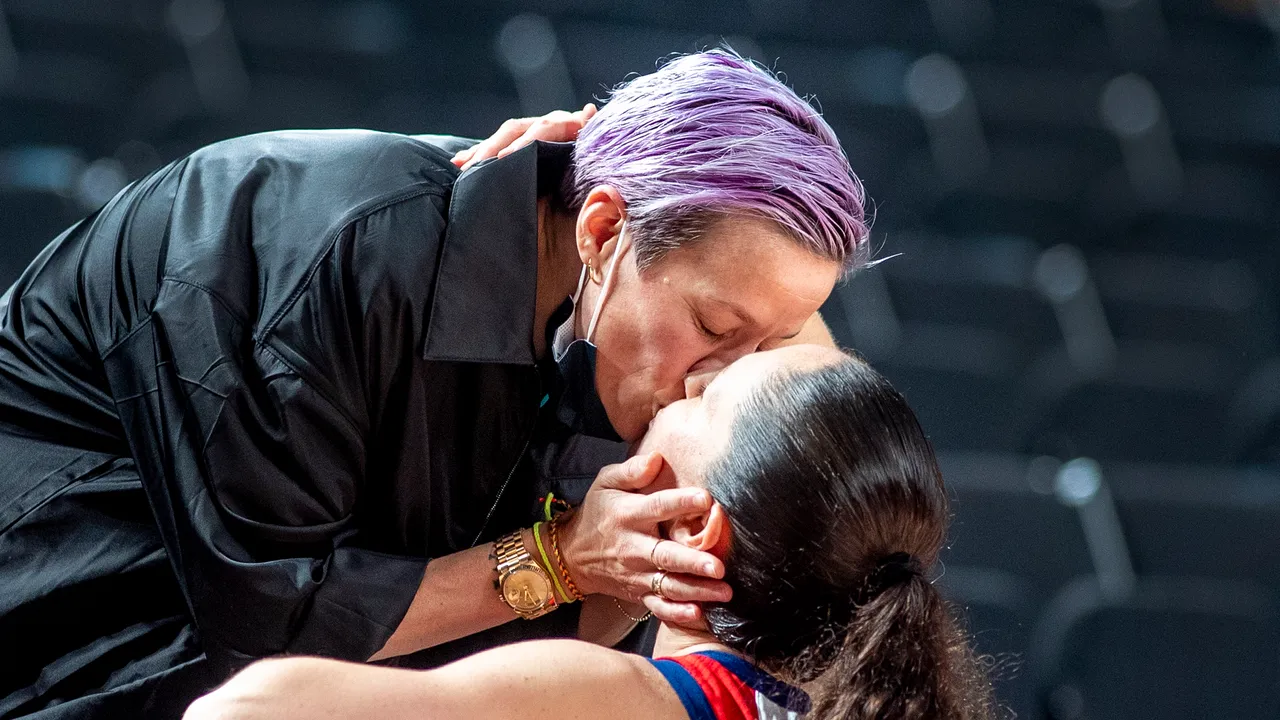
[546,219,631,442]
[553,219,630,358]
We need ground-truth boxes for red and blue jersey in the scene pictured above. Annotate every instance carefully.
[649,651,811,720]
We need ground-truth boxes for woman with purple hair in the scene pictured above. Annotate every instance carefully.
[0,50,870,717]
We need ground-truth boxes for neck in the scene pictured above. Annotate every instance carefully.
[532,199,583,359]
[652,622,736,659]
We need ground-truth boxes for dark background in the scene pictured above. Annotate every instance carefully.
[1,1,1278,717]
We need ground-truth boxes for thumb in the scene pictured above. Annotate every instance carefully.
[596,452,663,491]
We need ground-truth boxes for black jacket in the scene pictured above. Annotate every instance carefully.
[0,130,632,718]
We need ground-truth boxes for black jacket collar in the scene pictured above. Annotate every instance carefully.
[422,140,573,365]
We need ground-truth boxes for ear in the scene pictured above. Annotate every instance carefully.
[575,185,627,274]
[667,501,731,559]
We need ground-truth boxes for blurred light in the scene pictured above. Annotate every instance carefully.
[1036,244,1117,377]
[167,0,224,41]
[847,46,910,106]
[1099,74,1161,137]
[1099,73,1182,205]
[496,13,558,77]
[494,13,576,117]
[0,146,86,194]
[75,158,128,212]
[1034,245,1089,302]
[904,53,989,185]
[905,53,967,117]
[1055,458,1102,507]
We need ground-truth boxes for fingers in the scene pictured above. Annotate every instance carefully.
[648,573,732,603]
[453,104,600,169]
[495,110,586,159]
[638,487,713,524]
[643,596,710,632]
[595,452,663,491]
[653,541,724,579]
[450,146,475,167]
[455,116,535,170]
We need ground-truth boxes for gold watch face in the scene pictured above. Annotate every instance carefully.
[502,565,553,612]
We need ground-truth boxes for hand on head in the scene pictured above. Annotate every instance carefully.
[452,103,598,171]
[555,452,732,631]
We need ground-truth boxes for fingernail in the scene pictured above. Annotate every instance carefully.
[704,562,716,575]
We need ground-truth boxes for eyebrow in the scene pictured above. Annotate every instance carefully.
[705,298,805,339]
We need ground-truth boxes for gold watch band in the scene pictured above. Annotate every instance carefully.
[493,529,557,619]
[493,531,530,572]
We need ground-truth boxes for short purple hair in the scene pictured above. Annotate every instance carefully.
[565,49,870,273]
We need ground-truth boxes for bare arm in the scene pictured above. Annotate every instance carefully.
[186,640,688,720]
[367,529,530,661]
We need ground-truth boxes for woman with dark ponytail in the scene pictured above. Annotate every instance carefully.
[186,344,996,720]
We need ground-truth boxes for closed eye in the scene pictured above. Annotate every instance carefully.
[696,317,729,341]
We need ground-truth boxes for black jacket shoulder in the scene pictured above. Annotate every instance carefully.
[167,130,457,329]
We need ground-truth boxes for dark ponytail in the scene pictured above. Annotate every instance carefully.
[811,567,993,719]
[704,355,995,720]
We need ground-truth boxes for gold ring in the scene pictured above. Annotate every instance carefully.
[650,570,668,599]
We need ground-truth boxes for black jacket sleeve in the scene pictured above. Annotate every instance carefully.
[95,131,455,674]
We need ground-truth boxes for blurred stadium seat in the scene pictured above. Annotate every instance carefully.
[1030,576,1280,720]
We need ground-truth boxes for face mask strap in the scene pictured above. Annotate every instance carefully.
[585,219,628,343]
[571,263,589,305]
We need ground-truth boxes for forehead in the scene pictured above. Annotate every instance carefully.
[649,216,839,311]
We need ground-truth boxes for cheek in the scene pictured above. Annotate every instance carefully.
[635,406,701,479]
[600,295,705,390]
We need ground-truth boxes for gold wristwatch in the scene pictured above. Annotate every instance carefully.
[493,530,558,620]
